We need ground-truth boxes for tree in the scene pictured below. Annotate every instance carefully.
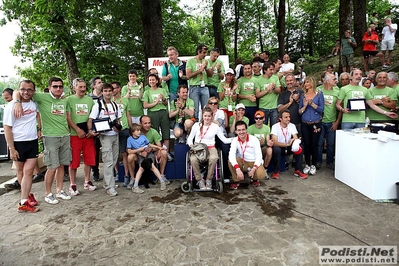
[353,0,367,55]
[274,0,286,58]
[212,0,226,54]
[140,0,164,70]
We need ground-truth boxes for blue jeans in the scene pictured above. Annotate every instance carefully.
[245,106,257,125]
[260,108,278,126]
[208,85,219,99]
[272,145,303,172]
[317,122,336,165]
[169,92,178,102]
[189,85,209,121]
[341,122,364,131]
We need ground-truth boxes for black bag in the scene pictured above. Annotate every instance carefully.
[76,122,89,134]
[141,158,153,170]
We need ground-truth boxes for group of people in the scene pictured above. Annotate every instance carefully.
[3,41,399,213]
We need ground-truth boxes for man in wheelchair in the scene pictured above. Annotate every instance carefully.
[228,120,267,190]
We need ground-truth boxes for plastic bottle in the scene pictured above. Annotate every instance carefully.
[365,117,370,128]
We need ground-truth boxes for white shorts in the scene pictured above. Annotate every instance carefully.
[381,39,395,51]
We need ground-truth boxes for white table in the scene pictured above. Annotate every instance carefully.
[335,130,399,200]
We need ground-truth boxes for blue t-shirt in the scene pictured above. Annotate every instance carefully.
[127,134,149,150]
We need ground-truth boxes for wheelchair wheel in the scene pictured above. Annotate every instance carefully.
[185,152,190,180]
[181,181,191,193]
[218,150,224,180]
[218,181,223,194]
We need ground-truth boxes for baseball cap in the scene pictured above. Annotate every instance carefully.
[225,68,235,75]
[235,103,246,110]
[254,110,265,117]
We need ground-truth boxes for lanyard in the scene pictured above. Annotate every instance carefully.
[280,123,289,143]
[200,125,210,140]
[239,134,249,163]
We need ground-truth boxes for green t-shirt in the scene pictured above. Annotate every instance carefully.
[207,59,225,87]
[217,81,237,110]
[237,77,259,107]
[338,84,372,123]
[257,75,281,109]
[341,37,356,55]
[142,88,169,112]
[162,62,180,94]
[170,97,195,121]
[186,57,208,86]
[66,95,95,136]
[366,86,396,121]
[144,128,162,145]
[229,116,249,127]
[144,82,168,92]
[391,84,399,121]
[33,93,69,136]
[113,97,131,130]
[121,84,143,117]
[247,124,270,147]
[320,86,340,123]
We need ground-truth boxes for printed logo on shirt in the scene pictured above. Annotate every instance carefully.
[244,82,254,91]
[324,95,334,105]
[51,104,65,115]
[373,95,387,100]
[254,134,264,140]
[75,104,89,115]
[350,91,365,99]
[22,109,36,116]
[151,94,160,103]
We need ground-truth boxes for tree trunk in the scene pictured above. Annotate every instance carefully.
[234,0,241,60]
[353,0,366,56]
[276,0,286,58]
[140,0,163,71]
[212,0,226,54]
[339,0,352,72]
[256,0,264,52]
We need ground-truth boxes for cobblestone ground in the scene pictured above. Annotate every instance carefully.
[0,166,398,265]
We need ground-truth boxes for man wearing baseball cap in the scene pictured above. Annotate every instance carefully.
[229,103,249,136]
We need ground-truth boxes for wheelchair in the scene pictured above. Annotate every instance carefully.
[180,149,224,193]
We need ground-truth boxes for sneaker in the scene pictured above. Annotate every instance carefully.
[167,153,174,162]
[309,165,316,175]
[28,193,38,206]
[123,176,130,187]
[160,181,166,191]
[106,187,118,196]
[45,193,59,204]
[252,180,261,187]
[265,172,270,180]
[206,179,212,189]
[69,185,80,196]
[114,173,119,182]
[18,201,39,213]
[294,170,308,179]
[4,180,21,191]
[84,181,97,191]
[32,173,44,183]
[56,190,71,200]
[271,172,280,179]
[197,179,206,190]
[127,179,135,190]
[93,174,101,182]
[229,183,239,190]
[303,165,310,174]
[160,174,171,185]
[132,186,144,194]
[382,64,390,69]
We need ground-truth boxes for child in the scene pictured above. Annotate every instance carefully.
[126,123,166,193]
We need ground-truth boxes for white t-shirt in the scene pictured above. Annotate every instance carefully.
[187,122,231,147]
[4,101,38,141]
[89,100,122,136]
[280,62,295,73]
[382,24,397,41]
[270,122,298,143]
[228,134,263,167]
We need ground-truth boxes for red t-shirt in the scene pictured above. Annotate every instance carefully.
[362,32,379,51]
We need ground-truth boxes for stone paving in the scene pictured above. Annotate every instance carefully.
[0,164,398,265]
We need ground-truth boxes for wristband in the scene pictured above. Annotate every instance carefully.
[384,111,387,115]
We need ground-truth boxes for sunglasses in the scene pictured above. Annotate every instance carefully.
[51,85,64,89]
[208,102,218,105]
[255,117,264,120]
